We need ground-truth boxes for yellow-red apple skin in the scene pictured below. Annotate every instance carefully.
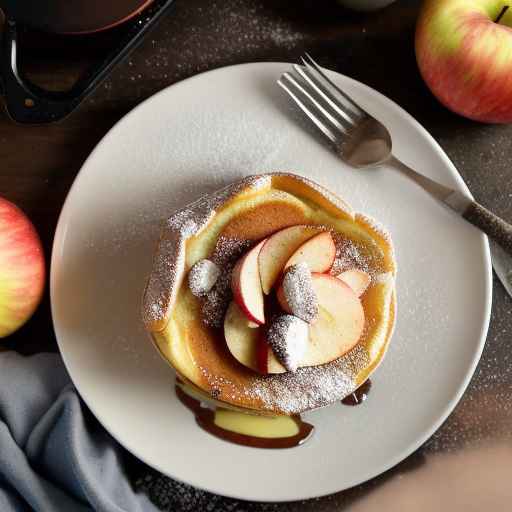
[258,225,322,294]
[0,198,45,337]
[416,0,512,123]
[284,231,335,273]
[231,240,266,325]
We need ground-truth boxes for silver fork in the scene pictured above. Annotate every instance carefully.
[278,54,512,294]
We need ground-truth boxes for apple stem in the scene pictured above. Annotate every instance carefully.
[495,5,509,24]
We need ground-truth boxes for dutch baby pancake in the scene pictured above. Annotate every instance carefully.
[142,173,396,416]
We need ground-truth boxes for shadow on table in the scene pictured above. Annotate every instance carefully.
[132,449,427,511]
[134,440,512,511]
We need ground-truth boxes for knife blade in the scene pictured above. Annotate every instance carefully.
[489,240,512,298]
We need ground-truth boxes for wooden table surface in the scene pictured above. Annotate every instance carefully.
[1,1,512,510]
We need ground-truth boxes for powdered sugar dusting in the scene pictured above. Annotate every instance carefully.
[331,233,372,276]
[201,236,252,328]
[167,209,199,238]
[142,233,185,327]
[193,343,370,415]
[143,172,350,328]
[134,469,281,512]
[374,271,394,285]
[201,287,228,329]
[250,344,369,414]
[266,315,309,372]
[356,212,395,259]
[142,173,396,414]
[282,263,318,323]
[210,236,251,267]
[142,174,271,329]
[188,259,220,296]
[201,269,232,329]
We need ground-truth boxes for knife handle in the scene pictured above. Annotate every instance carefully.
[463,202,512,256]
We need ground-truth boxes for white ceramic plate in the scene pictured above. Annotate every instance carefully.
[51,63,492,502]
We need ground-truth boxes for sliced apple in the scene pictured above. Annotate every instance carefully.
[276,284,291,313]
[306,273,365,364]
[224,301,285,374]
[258,225,323,295]
[224,301,261,371]
[337,269,371,297]
[284,231,335,273]
[226,275,365,374]
[257,335,287,374]
[256,335,268,374]
[231,239,266,325]
[277,273,364,363]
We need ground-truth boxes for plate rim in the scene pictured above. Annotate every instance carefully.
[50,61,493,502]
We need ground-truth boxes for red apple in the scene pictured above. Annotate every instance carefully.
[0,198,45,337]
[284,231,335,273]
[416,1,512,123]
[258,225,322,294]
[336,269,371,297]
[231,239,266,325]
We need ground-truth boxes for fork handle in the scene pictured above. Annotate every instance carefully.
[463,201,512,256]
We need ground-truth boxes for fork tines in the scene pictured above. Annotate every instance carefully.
[277,53,365,146]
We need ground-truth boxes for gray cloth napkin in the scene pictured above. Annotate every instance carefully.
[0,351,159,512]
[0,351,282,512]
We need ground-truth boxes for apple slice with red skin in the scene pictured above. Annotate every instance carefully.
[284,231,335,273]
[224,301,261,372]
[258,225,323,295]
[256,335,269,374]
[308,273,365,363]
[277,273,365,365]
[229,273,365,374]
[257,334,288,374]
[224,301,285,373]
[336,269,371,297]
[231,239,266,325]
[276,285,290,314]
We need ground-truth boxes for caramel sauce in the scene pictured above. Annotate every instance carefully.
[341,379,372,406]
[175,385,314,449]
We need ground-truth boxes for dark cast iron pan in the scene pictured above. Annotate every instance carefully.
[0,0,176,123]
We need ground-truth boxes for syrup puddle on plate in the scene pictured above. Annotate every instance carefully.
[176,378,372,449]
[341,379,372,406]
[175,384,313,449]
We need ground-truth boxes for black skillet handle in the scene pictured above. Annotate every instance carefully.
[0,0,175,124]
